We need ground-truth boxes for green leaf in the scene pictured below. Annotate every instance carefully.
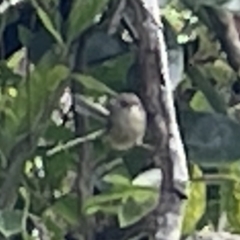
[205,60,233,85]
[40,215,64,240]
[18,26,32,46]
[124,148,150,177]
[220,161,240,231]
[31,0,64,46]
[129,186,157,205]
[72,73,116,95]
[29,213,63,240]
[118,194,157,227]
[89,54,134,91]
[0,210,24,238]
[0,61,22,86]
[28,30,55,64]
[43,151,74,189]
[85,203,120,216]
[84,184,156,223]
[2,52,69,154]
[103,174,131,186]
[182,164,206,235]
[7,48,27,70]
[190,91,214,113]
[84,192,124,215]
[66,0,108,42]
[46,65,69,91]
[44,123,73,142]
[50,195,79,225]
[79,30,129,65]
[187,66,227,114]
[180,111,240,166]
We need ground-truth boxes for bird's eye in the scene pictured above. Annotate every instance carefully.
[120,100,130,108]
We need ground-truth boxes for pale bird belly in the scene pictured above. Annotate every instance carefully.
[108,108,146,150]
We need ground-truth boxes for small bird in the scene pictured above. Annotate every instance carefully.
[105,93,147,150]
[74,93,147,150]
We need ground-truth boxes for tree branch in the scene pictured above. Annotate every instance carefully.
[204,7,240,73]
[126,0,189,239]
[70,30,96,240]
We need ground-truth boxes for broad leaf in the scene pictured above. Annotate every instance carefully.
[72,73,116,95]
[103,174,131,186]
[0,210,24,238]
[67,0,108,42]
[118,196,156,228]
[84,192,125,215]
[1,49,69,157]
[84,185,156,218]
[18,26,32,46]
[28,30,55,63]
[0,61,22,86]
[43,151,74,189]
[190,91,214,112]
[50,195,79,226]
[180,111,240,165]
[188,66,227,114]
[89,53,134,92]
[221,162,240,231]
[182,164,206,235]
[31,0,64,46]
[80,30,129,66]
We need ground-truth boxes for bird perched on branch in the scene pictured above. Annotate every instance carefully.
[74,93,147,151]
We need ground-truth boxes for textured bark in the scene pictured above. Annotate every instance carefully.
[71,32,96,240]
[125,0,189,239]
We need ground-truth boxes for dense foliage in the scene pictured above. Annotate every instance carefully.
[1,0,240,239]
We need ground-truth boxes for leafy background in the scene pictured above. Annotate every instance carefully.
[1,0,240,239]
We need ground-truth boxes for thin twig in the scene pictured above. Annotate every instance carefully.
[46,129,105,156]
